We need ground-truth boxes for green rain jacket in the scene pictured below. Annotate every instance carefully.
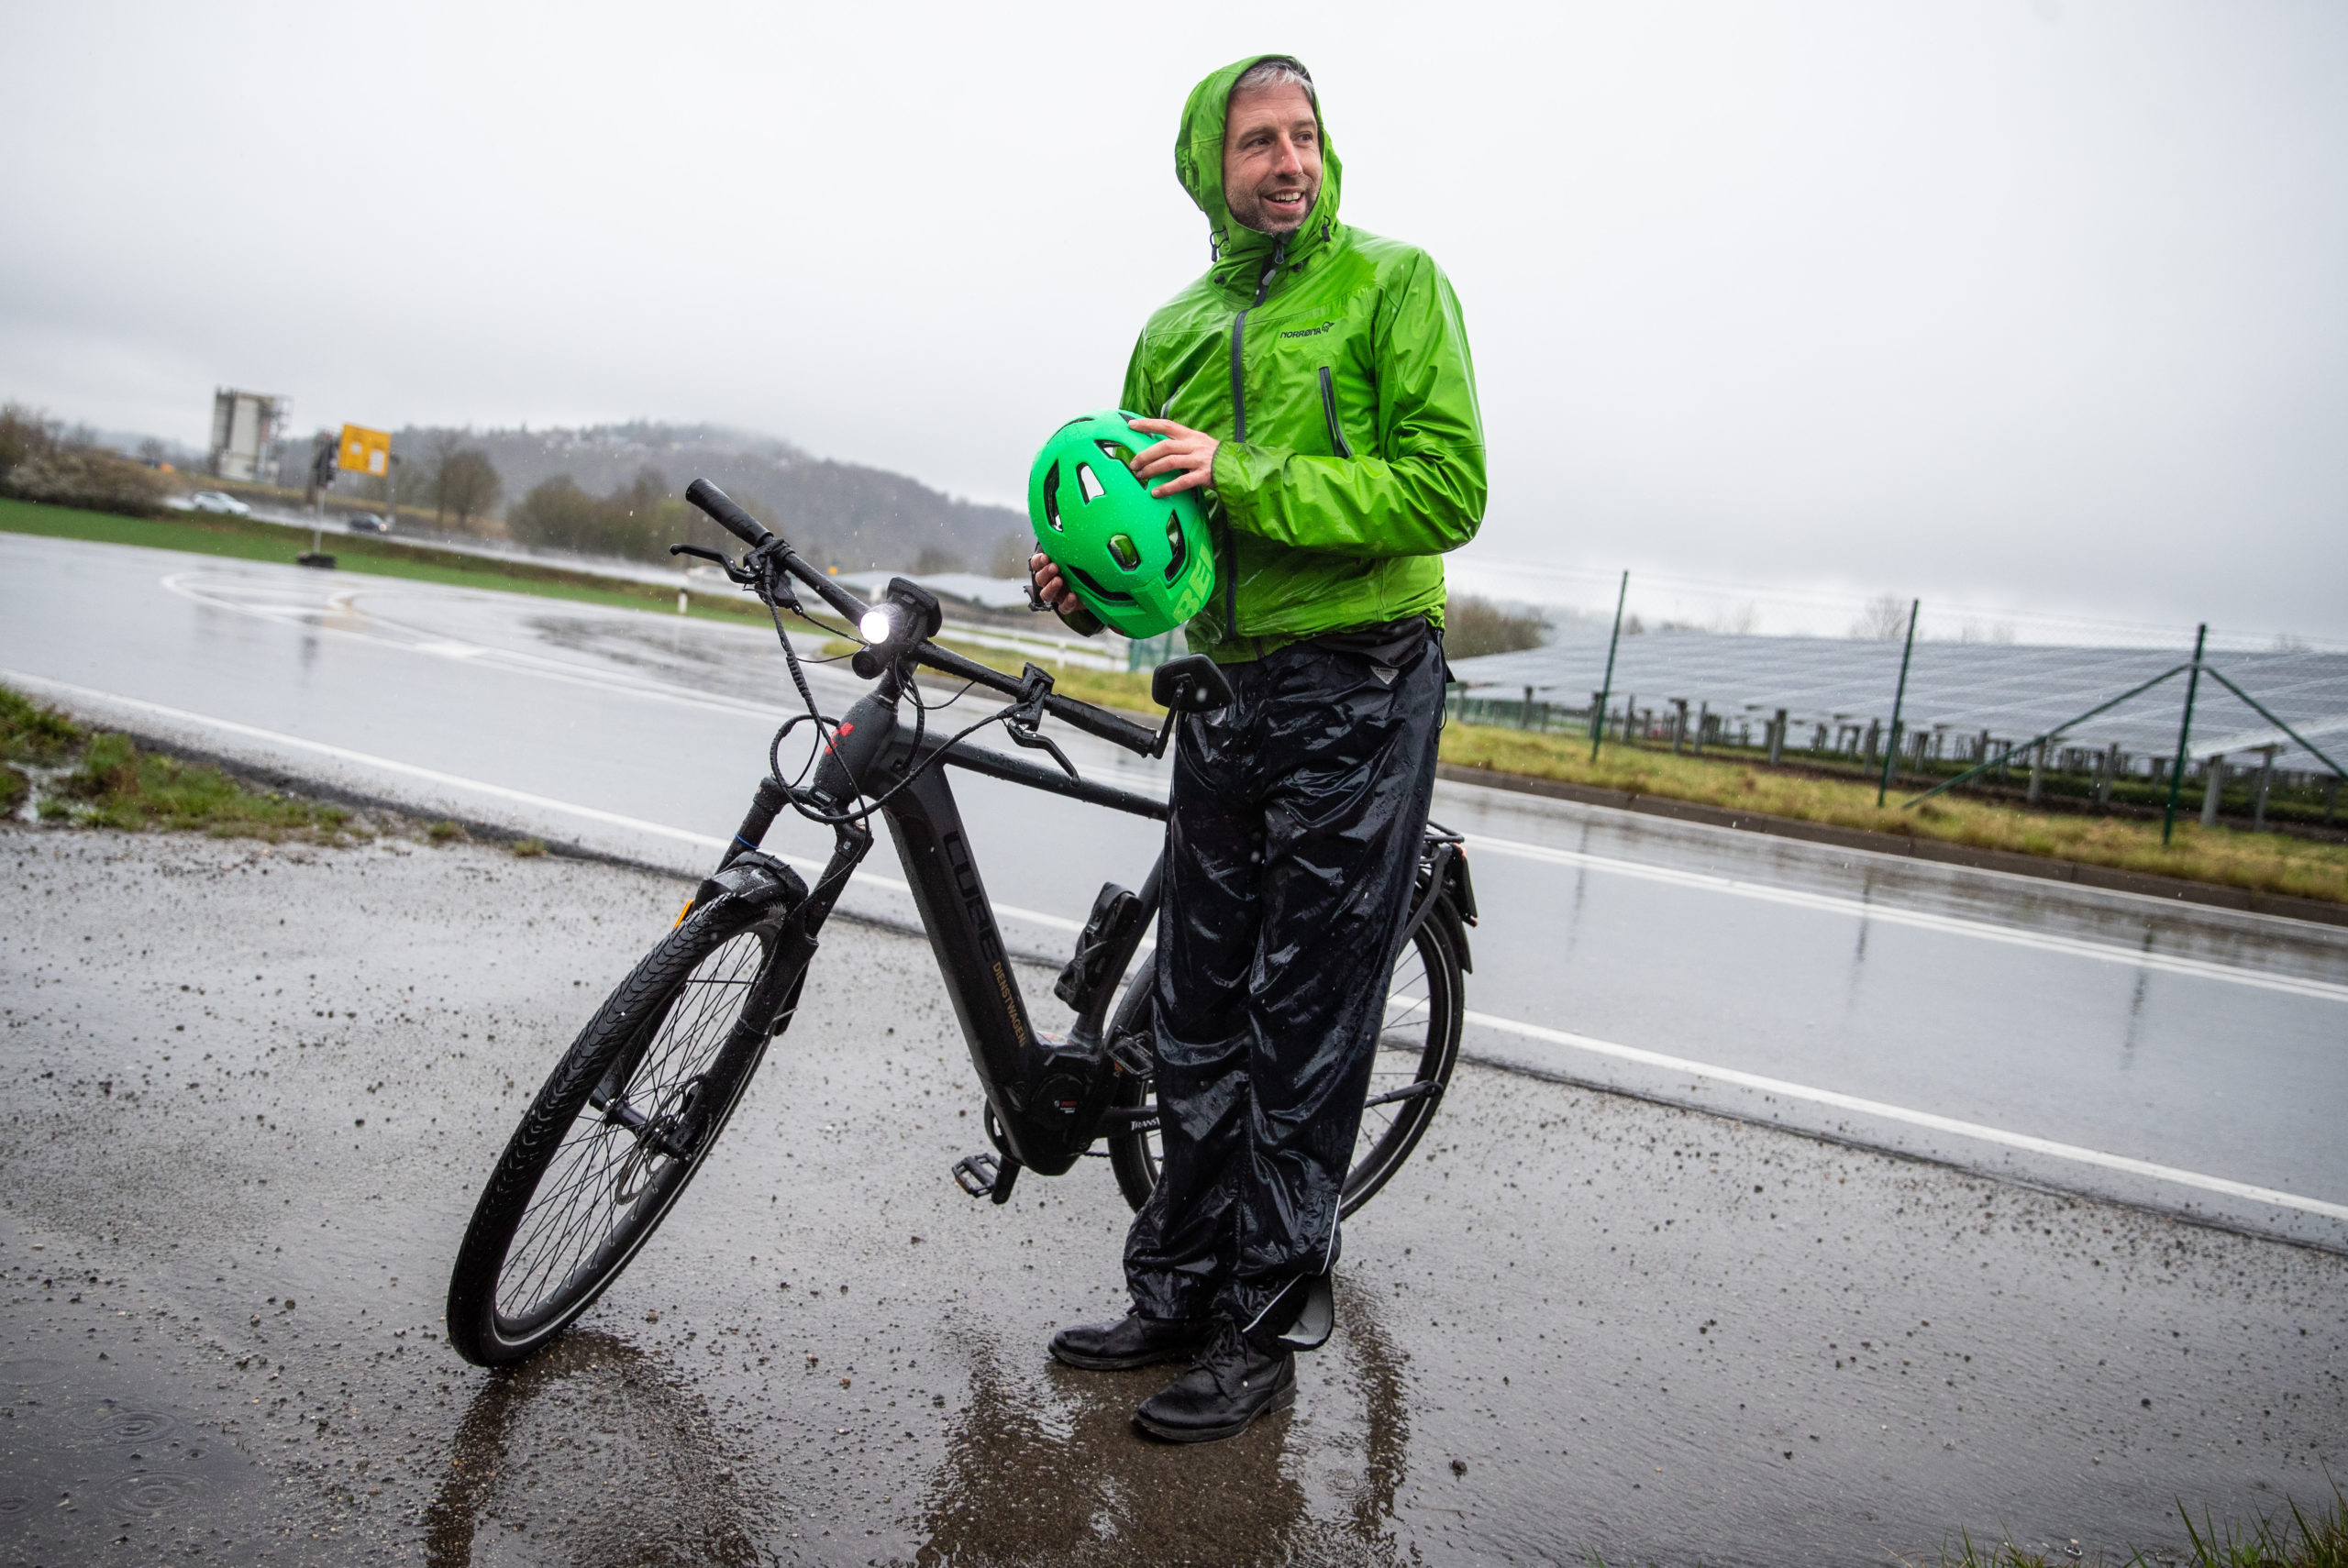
[1123,54,1487,662]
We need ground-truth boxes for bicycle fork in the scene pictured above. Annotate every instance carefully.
[591,778,872,1169]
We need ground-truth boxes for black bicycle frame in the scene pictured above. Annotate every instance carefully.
[717,674,1169,1181]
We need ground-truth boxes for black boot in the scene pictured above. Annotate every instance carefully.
[1048,1311,1214,1372]
[1132,1320,1296,1443]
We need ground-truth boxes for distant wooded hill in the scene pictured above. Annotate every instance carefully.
[390,420,1026,573]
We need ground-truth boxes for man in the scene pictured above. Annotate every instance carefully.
[1033,53,1485,1443]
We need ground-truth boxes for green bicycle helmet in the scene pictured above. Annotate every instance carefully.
[1026,410,1214,639]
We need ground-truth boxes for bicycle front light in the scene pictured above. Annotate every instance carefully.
[850,579,945,678]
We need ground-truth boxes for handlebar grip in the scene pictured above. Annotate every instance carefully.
[685,480,774,548]
[1043,692,1160,756]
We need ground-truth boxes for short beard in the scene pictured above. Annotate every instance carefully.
[1231,182,1316,235]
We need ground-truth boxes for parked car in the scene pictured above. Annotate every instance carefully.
[183,490,251,516]
[345,513,392,535]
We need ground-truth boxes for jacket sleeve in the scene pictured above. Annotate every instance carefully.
[1119,329,1158,422]
[1211,250,1486,558]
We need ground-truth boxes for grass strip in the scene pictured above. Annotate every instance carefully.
[2,684,358,843]
[1441,723,2348,905]
[1891,1480,2348,1566]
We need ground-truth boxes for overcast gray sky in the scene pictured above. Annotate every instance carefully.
[5,1,2343,640]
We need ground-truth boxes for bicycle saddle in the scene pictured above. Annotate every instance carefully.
[1152,654,1234,714]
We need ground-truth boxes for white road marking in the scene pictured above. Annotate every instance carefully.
[9,665,2341,1222]
[1461,831,2348,1003]
[0,670,1082,934]
[157,567,1168,790]
[160,571,798,723]
[1462,1010,2348,1221]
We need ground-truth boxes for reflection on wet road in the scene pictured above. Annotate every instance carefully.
[421,1332,765,1566]
[914,1282,1412,1566]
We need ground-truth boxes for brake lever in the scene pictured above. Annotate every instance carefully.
[667,542,761,587]
[1002,663,1080,779]
[1005,723,1080,780]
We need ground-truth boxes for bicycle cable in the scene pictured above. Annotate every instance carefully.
[748,553,1037,832]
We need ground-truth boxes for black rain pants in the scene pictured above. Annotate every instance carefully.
[1124,625,1445,1337]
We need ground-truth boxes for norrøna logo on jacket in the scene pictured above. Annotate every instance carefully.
[1123,53,1489,662]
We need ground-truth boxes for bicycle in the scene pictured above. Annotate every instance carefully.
[444,480,1478,1367]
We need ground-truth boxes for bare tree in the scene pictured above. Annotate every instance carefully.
[1852,594,1911,641]
[988,531,1032,579]
[1442,594,1549,659]
[425,432,460,523]
[430,448,504,531]
[0,402,61,474]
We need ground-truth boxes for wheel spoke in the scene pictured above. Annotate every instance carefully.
[493,929,769,1326]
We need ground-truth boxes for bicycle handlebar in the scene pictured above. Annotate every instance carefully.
[683,479,1161,757]
[914,642,1162,755]
[683,478,772,548]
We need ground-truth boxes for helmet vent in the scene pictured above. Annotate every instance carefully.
[1064,563,1135,604]
[1040,461,1064,531]
[1096,441,1135,465]
[1163,513,1186,582]
[1076,463,1106,503]
[1107,533,1141,571]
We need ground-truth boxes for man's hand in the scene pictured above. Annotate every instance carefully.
[1128,418,1219,498]
[1029,550,1078,613]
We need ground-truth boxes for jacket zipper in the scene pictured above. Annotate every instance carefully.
[1223,235,1290,644]
[1318,366,1352,458]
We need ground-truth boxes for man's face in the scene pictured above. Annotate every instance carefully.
[1222,83,1322,236]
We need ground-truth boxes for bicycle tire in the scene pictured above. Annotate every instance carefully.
[1105,914,1463,1219]
[445,898,797,1367]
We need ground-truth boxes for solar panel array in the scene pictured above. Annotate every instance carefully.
[1449,632,2348,767]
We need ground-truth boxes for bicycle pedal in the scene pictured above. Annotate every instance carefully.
[1106,1026,1153,1077]
[952,1153,998,1198]
[950,1151,1022,1204]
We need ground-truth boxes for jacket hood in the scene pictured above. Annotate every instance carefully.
[1175,53,1344,270]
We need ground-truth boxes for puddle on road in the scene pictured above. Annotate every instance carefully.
[914,1283,1413,1567]
[0,1358,270,1566]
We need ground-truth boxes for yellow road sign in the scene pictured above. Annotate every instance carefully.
[338,425,391,478]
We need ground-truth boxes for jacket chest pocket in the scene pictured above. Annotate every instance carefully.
[1316,366,1352,458]
[1257,315,1371,457]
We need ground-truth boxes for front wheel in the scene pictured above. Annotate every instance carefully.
[1105,913,1464,1219]
[445,898,797,1366]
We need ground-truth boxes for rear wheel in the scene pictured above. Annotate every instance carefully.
[445,900,796,1366]
[1105,913,1463,1219]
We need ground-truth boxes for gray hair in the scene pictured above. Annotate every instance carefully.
[1232,57,1315,107]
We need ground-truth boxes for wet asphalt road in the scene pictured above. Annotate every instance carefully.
[2,828,2343,1566]
[2,533,2345,1248]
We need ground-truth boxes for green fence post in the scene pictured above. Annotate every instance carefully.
[2162,624,2207,845]
[1589,570,1628,762]
[1876,599,1920,806]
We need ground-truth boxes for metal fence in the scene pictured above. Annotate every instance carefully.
[1445,573,2348,834]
